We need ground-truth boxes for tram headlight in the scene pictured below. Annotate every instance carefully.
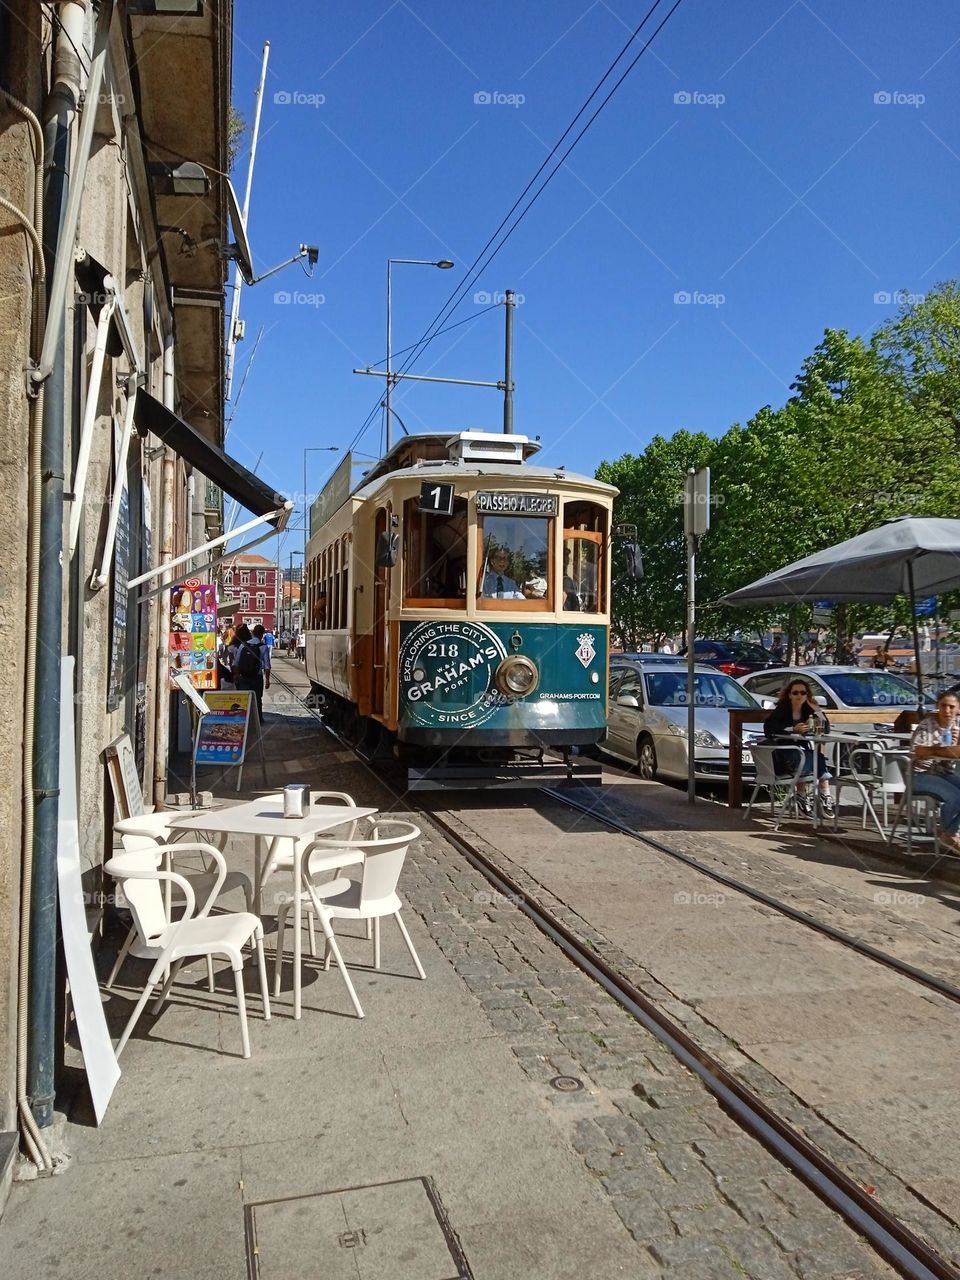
[494,655,539,698]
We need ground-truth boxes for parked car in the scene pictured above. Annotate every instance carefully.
[677,639,783,677]
[737,665,934,721]
[606,658,764,782]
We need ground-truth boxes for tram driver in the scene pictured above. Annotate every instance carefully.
[482,545,525,599]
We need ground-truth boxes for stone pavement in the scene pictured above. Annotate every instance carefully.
[0,659,900,1278]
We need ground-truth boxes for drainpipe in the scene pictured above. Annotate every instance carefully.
[26,0,108,1135]
[152,336,176,804]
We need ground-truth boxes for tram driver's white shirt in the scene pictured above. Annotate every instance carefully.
[482,570,524,599]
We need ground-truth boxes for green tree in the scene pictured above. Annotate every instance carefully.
[874,281,960,441]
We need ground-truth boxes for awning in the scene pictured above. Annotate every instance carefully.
[134,388,288,524]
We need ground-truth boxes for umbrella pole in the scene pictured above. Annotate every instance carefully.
[907,560,923,702]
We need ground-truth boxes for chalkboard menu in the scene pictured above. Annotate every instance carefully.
[106,481,130,712]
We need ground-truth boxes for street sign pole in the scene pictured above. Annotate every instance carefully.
[684,467,711,805]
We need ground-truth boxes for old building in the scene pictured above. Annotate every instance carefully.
[223,553,280,632]
[0,0,288,1202]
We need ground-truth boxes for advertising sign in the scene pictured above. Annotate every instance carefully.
[170,579,218,690]
[194,690,252,766]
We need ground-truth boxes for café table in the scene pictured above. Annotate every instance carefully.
[168,797,376,1018]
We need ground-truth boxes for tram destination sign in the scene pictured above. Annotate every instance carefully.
[476,491,558,517]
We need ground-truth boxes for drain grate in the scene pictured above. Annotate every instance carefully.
[244,1176,472,1279]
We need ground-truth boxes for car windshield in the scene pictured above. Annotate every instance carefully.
[645,671,759,708]
[820,670,922,708]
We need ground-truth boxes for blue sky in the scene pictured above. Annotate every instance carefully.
[222,0,959,557]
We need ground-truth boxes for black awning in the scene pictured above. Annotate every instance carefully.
[134,389,289,524]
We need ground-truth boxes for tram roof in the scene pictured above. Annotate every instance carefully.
[351,459,617,502]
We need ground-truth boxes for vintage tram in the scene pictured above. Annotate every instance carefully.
[304,429,617,787]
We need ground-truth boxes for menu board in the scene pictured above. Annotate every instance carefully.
[169,579,218,690]
[194,691,252,766]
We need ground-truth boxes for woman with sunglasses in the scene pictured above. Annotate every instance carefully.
[763,679,834,817]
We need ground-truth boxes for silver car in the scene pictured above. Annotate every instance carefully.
[605,659,763,782]
[737,665,933,722]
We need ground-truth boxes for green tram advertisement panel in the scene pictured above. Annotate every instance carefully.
[397,620,607,742]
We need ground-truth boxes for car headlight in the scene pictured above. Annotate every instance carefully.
[693,728,722,748]
[494,655,539,698]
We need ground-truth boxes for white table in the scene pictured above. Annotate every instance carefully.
[169,798,376,1018]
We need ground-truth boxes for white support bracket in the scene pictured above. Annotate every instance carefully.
[89,383,141,591]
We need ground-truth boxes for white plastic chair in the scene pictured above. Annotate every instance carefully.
[887,756,945,854]
[274,821,424,1019]
[104,845,271,1059]
[744,743,815,827]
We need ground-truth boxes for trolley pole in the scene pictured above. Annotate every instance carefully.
[503,289,515,434]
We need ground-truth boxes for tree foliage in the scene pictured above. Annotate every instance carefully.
[599,284,960,649]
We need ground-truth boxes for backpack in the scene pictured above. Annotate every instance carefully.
[236,642,262,680]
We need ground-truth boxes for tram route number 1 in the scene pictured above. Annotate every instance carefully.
[419,480,455,516]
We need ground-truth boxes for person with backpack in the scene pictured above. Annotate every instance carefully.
[233,622,270,722]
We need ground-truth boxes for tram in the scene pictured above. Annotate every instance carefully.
[304,429,618,788]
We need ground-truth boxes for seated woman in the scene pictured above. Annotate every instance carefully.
[910,691,960,853]
[763,678,834,816]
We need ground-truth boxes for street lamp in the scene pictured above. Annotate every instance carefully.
[287,550,303,636]
[303,446,340,543]
[386,258,454,452]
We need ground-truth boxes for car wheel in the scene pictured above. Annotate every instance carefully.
[637,735,658,780]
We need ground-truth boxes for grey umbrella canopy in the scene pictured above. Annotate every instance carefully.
[720,517,960,605]
[719,517,960,698]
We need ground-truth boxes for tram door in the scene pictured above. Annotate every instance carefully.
[371,506,389,717]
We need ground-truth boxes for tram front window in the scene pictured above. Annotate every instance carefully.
[478,515,553,608]
[403,497,468,606]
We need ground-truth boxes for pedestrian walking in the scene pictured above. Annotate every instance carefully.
[233,622,270,722]
[296,628,306,663]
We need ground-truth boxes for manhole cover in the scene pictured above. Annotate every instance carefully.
[550,1075,584,1092]
[245,1176,472,1279]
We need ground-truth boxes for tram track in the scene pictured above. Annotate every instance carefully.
[270,667,960,1280]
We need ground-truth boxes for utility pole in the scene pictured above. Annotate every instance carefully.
[503,289,515,434]
[684,467,711,805]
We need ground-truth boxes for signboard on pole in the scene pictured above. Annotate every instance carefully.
[194,690,253,766]
[170,579,219,690]
[914,596,937,617]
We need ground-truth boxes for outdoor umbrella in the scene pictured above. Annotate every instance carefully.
[719,516,960,697]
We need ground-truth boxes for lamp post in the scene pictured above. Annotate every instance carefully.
[287,550,303,636]
[386,258,454,452]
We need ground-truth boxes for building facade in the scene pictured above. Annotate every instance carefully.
[223,554,279,632]
[0,0,267,1201]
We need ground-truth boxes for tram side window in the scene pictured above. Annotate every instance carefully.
[562,501,606,614]
[477,514,553,607]
[402,497,468,606]
[340,535,350,627]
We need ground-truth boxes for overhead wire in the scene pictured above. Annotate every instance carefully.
[394,0,685,383]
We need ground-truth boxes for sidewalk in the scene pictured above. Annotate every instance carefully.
[0,657,901,1279]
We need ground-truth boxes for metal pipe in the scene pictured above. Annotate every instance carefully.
[28,0,104,1137]
[907,560,923,702]
[225,40,270,403]
[127,506,292,589]
[385,259,393,453]
[4,74,52,1173]
[503,289,515,434]
[152,336,177,805]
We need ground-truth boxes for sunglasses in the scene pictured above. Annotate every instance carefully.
[789,688,808,696]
